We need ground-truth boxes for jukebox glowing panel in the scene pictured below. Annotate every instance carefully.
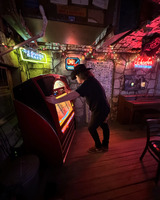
[55,95,73,129]
[13,74,76,166]
[53,80,74,133]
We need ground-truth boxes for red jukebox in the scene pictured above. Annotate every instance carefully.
[13,74,76,167]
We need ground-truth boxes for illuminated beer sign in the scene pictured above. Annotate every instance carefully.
[65,57,80,70]
[134,57,153,69]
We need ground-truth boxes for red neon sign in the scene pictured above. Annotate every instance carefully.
[134,57,153,69]
[67,59,77,65]
[65,57,80,70]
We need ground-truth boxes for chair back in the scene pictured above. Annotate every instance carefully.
[140,118,160,183]
[146,119,160,162]
[146,119,160,139]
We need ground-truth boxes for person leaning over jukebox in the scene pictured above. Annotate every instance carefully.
[45,64,110,153]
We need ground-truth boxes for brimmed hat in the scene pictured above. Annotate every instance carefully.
[71,64,92,80]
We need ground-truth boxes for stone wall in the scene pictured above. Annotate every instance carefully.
[85,60,114,122]
[64,59,114,126]
[155,64,160,95]
[111,54,160,121]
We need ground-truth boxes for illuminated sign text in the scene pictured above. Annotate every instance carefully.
[20,48,47,63]
[134,57,153,69]
[65,57,80,70]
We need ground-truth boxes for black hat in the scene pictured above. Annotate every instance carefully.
[71,64,92,80]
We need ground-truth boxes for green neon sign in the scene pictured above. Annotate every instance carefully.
[20,47,47,63]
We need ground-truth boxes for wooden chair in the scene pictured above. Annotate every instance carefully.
[140,118,160,183]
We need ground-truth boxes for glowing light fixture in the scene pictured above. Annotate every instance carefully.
[65,57,80,70]
[20,47,47,63]
[59,110,70,126]
[61,112,75,133]
[134,57,153,69]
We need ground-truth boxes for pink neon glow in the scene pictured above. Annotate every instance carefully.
[134,57,153,66]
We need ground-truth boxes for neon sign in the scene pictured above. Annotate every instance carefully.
[134,57,153,69]
[65,57,80,70]
[20,47,47,63]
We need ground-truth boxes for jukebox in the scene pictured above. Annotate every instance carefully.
[13,74,76,166]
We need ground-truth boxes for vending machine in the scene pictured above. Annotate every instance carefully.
[13,74,76,166]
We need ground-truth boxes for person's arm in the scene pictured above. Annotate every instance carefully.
[45,90,80,104]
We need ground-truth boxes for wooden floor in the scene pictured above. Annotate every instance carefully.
[38,121,160,200]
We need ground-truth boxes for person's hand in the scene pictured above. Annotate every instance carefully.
[103,116,109,123]
[45,95,57,104]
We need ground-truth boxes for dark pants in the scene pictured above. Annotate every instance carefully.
[88,112,110,148]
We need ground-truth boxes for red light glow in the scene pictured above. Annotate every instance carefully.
[134,57,153,69]
[67,59,77,66]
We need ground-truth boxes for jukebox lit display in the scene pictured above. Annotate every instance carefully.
[13,74,76,166]
[54,80,74,131]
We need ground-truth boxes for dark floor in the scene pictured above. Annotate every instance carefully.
[36,121,160,200]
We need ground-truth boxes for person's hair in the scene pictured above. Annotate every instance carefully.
[77,70,94,80]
